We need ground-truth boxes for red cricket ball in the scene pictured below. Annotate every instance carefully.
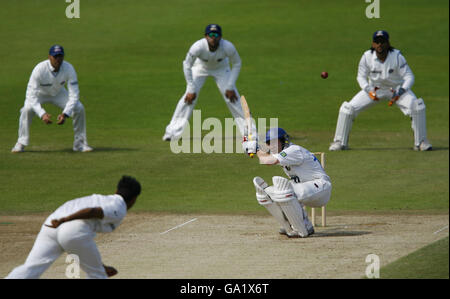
[321,71,328,79]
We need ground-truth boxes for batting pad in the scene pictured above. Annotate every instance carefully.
[253,177,293,234]
[333,101,354,146]
[272,176,292,191]
[274,197,309,237]
[269,176,309,237]
[411,98,427,146]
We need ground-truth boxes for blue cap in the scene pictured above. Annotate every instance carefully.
[205,24,222,35]
[265,128,289,143]
[49,45,64,56]
[373,30,389,41]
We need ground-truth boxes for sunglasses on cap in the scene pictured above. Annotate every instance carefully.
[373,37,388,44]
[207,32,220,38]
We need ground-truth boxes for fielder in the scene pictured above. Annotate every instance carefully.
[329,30,432,151]
[243,128,332,238]
[163,24,247,141]
[5,176,141,279]
[11,45,92,153]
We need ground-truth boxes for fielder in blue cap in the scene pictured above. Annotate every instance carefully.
[11,45,93,153]
[329,30,432,151]
[245,127,332,238]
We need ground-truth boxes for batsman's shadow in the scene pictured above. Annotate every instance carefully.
[311,230,371,238]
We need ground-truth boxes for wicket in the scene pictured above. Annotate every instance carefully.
[310,152,327,227]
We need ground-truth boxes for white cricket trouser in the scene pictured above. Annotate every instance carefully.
[333,89,427,147]
[348,89,417,117]
[5,220,107,279]
[291,178,332,208]
[17,89,88,146]
[164,65,246,139]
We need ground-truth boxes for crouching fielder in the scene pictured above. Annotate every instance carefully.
[329,30,432,151]
[243,128,331,238]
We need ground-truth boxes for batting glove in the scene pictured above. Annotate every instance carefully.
[242,136,258,155]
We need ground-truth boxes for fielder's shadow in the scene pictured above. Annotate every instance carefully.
[25,147,138,153]
[347,146,448,152]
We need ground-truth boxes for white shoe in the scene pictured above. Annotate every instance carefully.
[329,141,346,151]
[279,228,288,235]
[73,144,93,152]
[11,143,25,153]
[414,139,432,151]
[162,133,172,141]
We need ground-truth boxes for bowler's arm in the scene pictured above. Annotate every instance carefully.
[45,207,104,228]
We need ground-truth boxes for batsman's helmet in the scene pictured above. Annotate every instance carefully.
[265,128,290,148]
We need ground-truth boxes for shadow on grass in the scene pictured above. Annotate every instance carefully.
[343,146,448,151]
[25,147,138,153]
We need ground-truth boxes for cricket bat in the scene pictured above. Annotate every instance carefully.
[240,95,255,158]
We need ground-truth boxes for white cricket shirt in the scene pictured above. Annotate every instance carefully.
[44,194,127,233]
[25,60,80,118]
[357,49,414,91]
[183,38,242,93]
[274,144,330,183]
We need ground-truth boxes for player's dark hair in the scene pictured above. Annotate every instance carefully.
[117,175,141,202]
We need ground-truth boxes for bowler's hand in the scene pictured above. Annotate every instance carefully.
[225,90,237,102]
[57,114,66,125]
[103,265,118,277]
[41,113,52,124]
[184,93,196,104]
[45,219,64,229]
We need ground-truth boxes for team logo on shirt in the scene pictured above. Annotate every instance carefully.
[370,70,382,74]
[280,151,287,157]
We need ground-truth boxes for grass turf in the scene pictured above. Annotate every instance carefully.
[0,0,448,215]
[379,236,449,279]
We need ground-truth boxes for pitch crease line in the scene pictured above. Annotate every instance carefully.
[160,218,198,235]
[433,225,449,235]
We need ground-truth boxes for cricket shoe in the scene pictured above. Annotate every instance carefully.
[11,142,25,153]
[280,228,313,238]
[329,141,347,151]
[414,139,432,151]
[162,133,172,141]
[278,227,299,237]
[73,143,93,152]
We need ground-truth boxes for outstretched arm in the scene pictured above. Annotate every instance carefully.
[256,150,279,165]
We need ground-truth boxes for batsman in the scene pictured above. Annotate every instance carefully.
[243,127,332,238]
